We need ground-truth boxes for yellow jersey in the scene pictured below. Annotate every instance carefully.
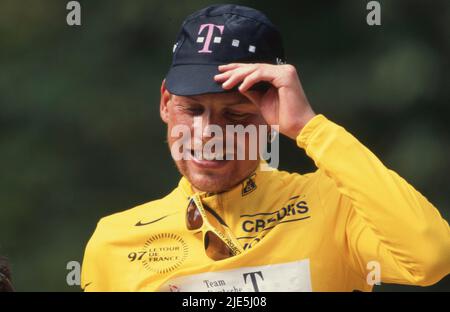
[81,114,450,291]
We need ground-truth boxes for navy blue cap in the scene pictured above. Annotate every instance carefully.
[164,4,286,96]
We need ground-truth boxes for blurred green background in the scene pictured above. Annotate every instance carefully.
[0,0,449,291]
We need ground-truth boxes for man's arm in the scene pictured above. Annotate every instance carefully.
[216,62,450,286]
[297,114,450,285]
[81,219,107,292]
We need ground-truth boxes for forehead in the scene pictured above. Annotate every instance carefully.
[172,92,252,106]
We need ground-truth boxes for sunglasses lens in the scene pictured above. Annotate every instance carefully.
[186,199,203,230]
[204,231,234,261]
[186,198,239,261]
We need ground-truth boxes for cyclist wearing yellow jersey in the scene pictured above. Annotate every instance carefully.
[81,4,450,291]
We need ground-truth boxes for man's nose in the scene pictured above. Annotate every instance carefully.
[195,112,226,138]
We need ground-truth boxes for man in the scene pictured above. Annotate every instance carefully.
[0,257,14,292]
[81,4,449,291]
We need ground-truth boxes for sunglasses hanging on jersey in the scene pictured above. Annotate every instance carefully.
[185,194,244,261]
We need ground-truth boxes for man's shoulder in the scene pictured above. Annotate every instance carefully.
[267,166,338,197]
[269,166,322,186]
[94,187,183,232]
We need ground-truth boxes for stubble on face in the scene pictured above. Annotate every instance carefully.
[166,92,265,193]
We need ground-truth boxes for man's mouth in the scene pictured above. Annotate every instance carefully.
[190,149,230,160]
[188,149,233,169]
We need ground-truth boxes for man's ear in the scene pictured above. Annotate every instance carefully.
[160,79,170,124]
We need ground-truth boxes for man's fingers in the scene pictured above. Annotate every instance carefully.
[220,67,256,89]
[214,65,247,84]
[213,71,232,81]
[239,67,276,92]
[216,63,276,95]
[218,63,243,71]
[238,71,262,92]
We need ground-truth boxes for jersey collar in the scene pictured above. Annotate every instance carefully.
[177,160,272,203]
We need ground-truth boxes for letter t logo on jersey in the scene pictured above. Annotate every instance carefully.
[197,24,225,53]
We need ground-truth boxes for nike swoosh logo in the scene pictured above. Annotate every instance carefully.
[135,215,170,227]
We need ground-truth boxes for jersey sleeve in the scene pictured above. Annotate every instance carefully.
[296,114,450,286]
[80,219,106,292]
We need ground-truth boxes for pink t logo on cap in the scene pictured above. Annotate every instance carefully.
[197,23,225,53]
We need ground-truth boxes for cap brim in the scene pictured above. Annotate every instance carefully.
[164,64,271,96]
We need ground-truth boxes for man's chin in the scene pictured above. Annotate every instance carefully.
[175,159,259,193]
[188,172,232,193]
